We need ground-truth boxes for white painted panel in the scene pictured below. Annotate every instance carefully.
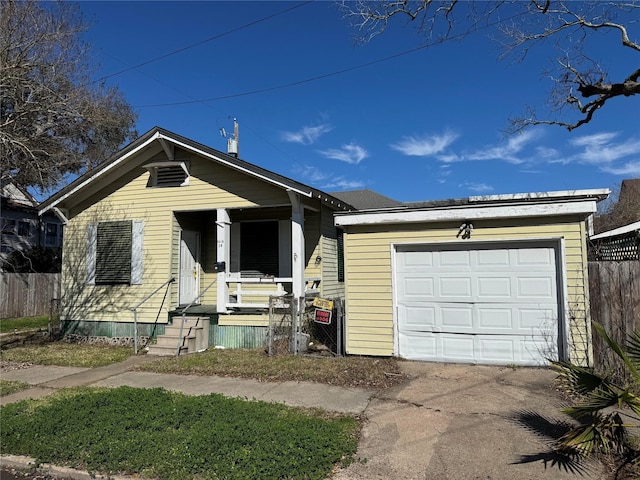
[395,242,560,366]
[442,335,475,360]
[477,307,514,330]
[404,277,435,297]
[403,250,434,268]
[439,250,471,267]
[478,337,516,362]
[179,230,200,305]
[398,331,437,359]
[477,249,510,266]
[441,306,473,330]
[401,305,437,330]
[440,277,472,297]
[477,276,511,297]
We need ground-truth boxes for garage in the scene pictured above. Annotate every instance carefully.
[394,242,561,366]
[334,188,610,367]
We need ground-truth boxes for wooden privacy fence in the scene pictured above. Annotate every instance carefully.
[0,273,61,319]
[588,261,640,376]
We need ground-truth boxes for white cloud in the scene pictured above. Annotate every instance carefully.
[465,130,537,164]
[293,165,330,183]
[322,178,366,190]
[390,131,459,157]
[319,142,368,164]
[601,161,640,176]
[281,123,333,145]
[293,165,365,190]
[459,182,494,193]
[569,132,640,166]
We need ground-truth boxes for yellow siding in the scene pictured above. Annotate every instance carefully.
[319,205,345,299]
[343,216,591,365]
[61,150,294,325]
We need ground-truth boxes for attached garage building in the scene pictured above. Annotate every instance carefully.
[334,189,609,367]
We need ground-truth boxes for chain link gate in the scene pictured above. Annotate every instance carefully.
[267,294,344,356]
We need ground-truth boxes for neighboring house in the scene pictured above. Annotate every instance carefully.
[589,221,640,261]
[38,127,354,345]
[334,189,610,367]
[593,178,640,234]
[1,181,63,268]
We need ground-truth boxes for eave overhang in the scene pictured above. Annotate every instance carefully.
[335,189,610,227]
[39,128,354,216]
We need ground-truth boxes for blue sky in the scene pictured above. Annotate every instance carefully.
[78,1,640,203]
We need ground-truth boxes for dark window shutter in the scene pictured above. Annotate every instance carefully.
[337,229,345,282]
[96,221,132,284]
[240,221,279,277]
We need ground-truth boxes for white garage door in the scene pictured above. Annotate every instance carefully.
[395,242,561,366]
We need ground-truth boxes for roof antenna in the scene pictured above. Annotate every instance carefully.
[220,118,239,157]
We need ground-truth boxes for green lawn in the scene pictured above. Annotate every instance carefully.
[1,386,359,480]
[0,316,49,334]
[0,343,402,477]
[0,379,30,396]
[0,343,132,368]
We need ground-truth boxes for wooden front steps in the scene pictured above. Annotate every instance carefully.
[147,316,210,356]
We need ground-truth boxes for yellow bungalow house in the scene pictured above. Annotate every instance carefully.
[38,127,353,352]
[333,190,610,367]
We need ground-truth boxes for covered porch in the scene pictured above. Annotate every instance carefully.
[173,191,321,314]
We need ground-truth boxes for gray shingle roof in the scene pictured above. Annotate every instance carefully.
[329,189,403,210]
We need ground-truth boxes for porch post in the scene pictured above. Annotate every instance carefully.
[216,208,230,313]
[287,191,305,298]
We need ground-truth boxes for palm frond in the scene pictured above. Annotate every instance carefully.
[625,329,640,381]
[556,412,627,456]
[593,322,640,381]
[551,360,604,395]
[561,386,620,420]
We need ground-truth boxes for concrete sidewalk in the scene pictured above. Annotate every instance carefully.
[0,354,373,413]
[1,356,606,479]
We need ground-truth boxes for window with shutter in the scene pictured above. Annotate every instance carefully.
[96,221,132,284]
[240,221,279,277]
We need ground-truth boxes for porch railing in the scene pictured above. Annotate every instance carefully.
[225,277,321,309]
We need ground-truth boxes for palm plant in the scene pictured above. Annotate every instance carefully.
[551,322,640,463]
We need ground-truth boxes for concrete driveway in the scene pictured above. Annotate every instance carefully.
[333,361,604,480]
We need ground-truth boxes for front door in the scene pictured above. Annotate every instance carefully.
[179,230,200,305]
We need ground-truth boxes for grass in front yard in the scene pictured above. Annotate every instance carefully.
[0,379,30,396]
[0,316,49,334]
[1,342,407,389]
[0,343,132,368]
[1,386,359,480]
[138,348,406,389]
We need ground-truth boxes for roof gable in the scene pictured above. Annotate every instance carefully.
[39,127,354,215]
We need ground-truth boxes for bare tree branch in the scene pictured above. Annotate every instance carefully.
[338,0,640,132]
[0,0,138,193]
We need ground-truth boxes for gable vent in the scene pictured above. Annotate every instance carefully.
[144,161,190,187]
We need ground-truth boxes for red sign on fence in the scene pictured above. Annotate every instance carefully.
[314,308,332,325]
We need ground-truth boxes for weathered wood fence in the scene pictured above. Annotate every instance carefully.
[589,261,640,375]
[0,273,61,319]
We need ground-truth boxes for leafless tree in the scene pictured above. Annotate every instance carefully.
[0,0,137,194]
[338,1,640,132]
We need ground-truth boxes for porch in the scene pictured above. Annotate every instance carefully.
[173,192,323,314]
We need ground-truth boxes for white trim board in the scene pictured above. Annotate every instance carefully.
[335,200,598,226]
